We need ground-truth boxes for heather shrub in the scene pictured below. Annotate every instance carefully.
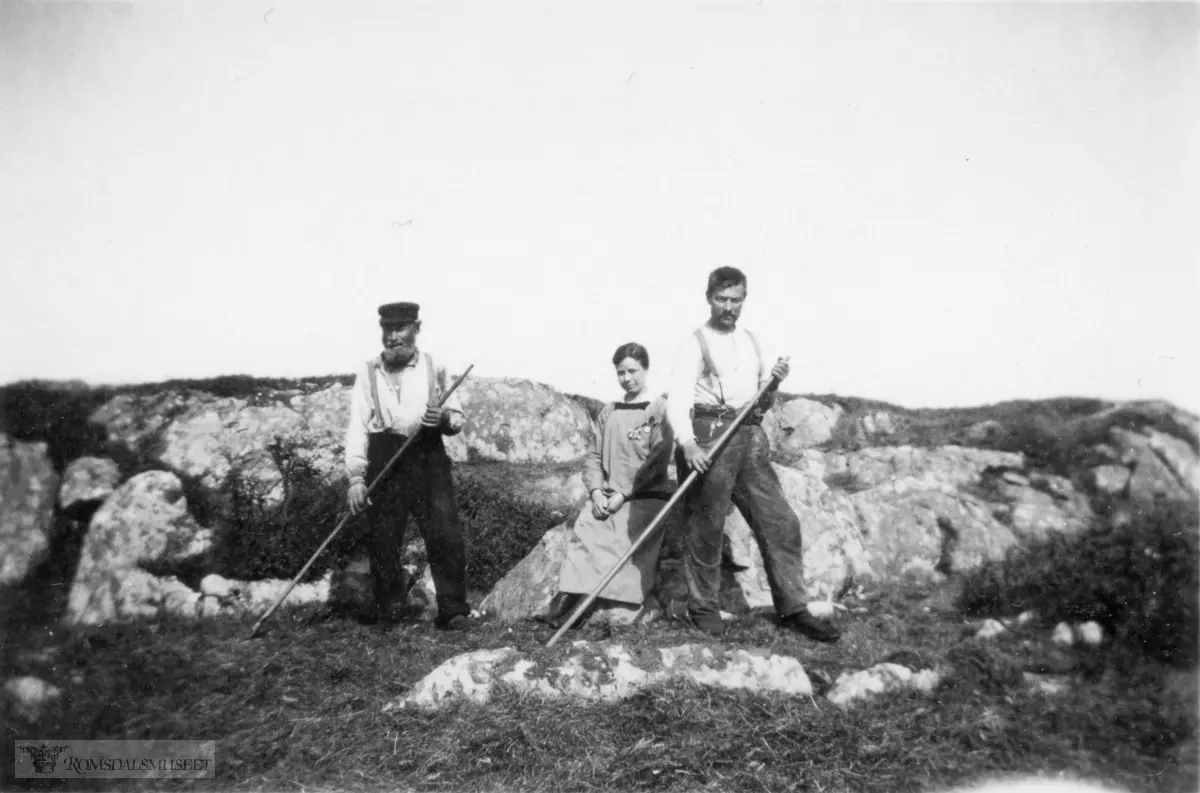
[455,467,563,593]
[957,499,1200,666]
[0,381,113,470]
[205,437,562,592]
[208,436,358,582]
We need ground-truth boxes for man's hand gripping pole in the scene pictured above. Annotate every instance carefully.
[246,364,474,639]
[545,359,786,648]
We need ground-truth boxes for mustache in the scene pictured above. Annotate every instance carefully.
[381,345,416,365]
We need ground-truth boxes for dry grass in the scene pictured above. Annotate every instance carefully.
[2,579,1195,793]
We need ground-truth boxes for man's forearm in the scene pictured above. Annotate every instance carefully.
[345,376,371,483]
[345,423,368,483]
[667,376,697,447]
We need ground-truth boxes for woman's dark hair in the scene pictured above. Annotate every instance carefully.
[612,342,650,369]
[706,266,747,298]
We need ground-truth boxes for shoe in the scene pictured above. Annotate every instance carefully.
[439,614,480,631]
[536,592,581,628]
[689,610,725,637]
[781,609,841,643]
[567,599,598,631]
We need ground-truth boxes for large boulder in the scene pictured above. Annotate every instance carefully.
[449,378,592,464]
[91,387,350,495]
[482,439,1105,620]
[63,470,214,625]
[478,524,573,621]
[0,435,59,586]
[723,462,873,604]
[829,445,1025,491]
[480,465,869,620]
[58,456,122,514]
[90,377,594,500]
[763,398,845,454]
[477,523,665,625]
[789,446,1095,579]
[1072,401,1198,511]
[1111,427,1197,510]
[509,470,589,516]
[68,568,207,623]
[383,641,813,712]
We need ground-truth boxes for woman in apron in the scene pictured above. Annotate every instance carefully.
[537,342,675,629]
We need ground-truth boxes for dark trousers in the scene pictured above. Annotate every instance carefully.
[366,430,469,625]
[675,424,807,619]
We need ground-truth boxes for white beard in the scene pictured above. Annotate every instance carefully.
[381,345,416,368]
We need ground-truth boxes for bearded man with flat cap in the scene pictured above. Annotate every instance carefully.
[344,302,477,630]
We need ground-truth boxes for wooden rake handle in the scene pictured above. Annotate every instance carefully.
[246,363,474,639]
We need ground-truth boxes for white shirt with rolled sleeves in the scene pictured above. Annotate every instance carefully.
[343,351,465,485]
[666,325,777,447]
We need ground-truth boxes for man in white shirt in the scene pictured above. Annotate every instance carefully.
[666,267,840,642]
[343,302,476,630]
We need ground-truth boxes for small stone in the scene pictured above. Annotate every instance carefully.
[807,601,842,619]
[827,663,941,708]
[4,676,62,722]
[1024,672,1070,695]
[1051,622,1074,646]
[976,619,1007,640]
[200,574,238,598]
[1075,621,1104,646]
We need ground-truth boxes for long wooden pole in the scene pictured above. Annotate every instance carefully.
[247,363,474,638]
[545,361,784,648]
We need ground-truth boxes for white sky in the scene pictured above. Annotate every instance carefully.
[2,1,1197,412]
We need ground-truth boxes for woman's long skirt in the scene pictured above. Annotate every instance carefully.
[556,497,668,605]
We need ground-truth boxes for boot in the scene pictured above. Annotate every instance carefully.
[568,598,598,630]
[781,608,841,644]
[536,592,581,628]
[689,609,726,637]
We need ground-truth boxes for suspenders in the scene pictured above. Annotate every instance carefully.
[366,352,440,431]
[693,327,763,409]
[368,359,384,429]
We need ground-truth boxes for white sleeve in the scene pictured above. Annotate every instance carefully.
[757,333,779,387]
[344,370,372,484]
[666,336,703,446]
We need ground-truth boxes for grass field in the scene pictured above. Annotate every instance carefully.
[3,378,1197,791]
[3,578,1195,793]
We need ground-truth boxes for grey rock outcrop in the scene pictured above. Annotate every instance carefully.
[0,435,59,586]
[89,378,595,514]
[58,456,121,513]
[63,471,214,625]
[383,641,813,711]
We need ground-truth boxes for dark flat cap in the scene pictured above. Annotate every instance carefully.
[378,302,420,325]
